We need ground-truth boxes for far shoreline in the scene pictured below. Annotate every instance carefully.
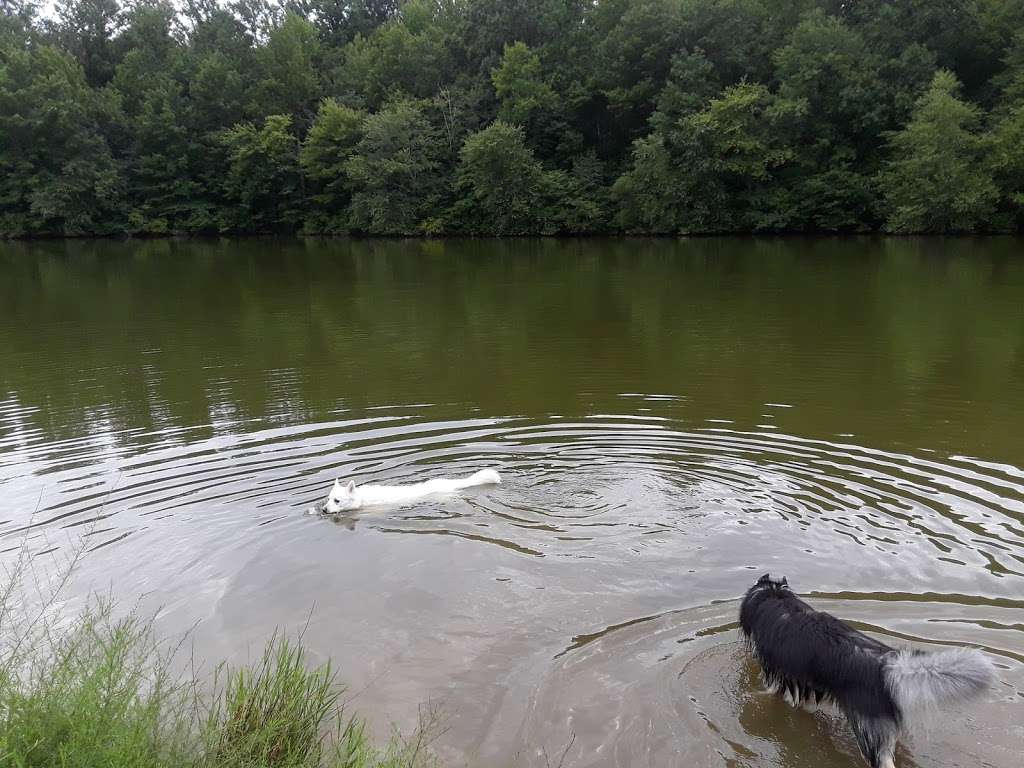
[5,232,1024,244]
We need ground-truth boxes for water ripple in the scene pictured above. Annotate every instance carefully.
[3,402,1024,765]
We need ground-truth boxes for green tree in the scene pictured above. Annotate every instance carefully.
[0,43,124,235]
[676,0,796,86]
[451,121,546,235]
[1,0,37,25]
[189,51,248,133]
[489,40,577,160]
[228,0,282,42]
[186,3,255,61]
[833,0,999,99]
[299,98,365,232]
[992,30,1024,103]
[116,0,179,63]
[877,70,998,233]
[457,0,583,65]
[125,79,202,233]
[989,106,1024,228]
[220,114,303,231]
[648,49,719,133]
[285,0,402,42]
[989,52,1024,229]
[253,13,322,129]
[107,3,204,232]
[288,0,399,44]
[772,11,889,229]
[332,3,451,109]
[345,100,443,234]
[615,82,802,233]
[491,42,556,125]
[612,134,692,233]
[51,0,123,86]
[589,0,683,136]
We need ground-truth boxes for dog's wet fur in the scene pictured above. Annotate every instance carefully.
[739,574,994,768]
[320,468,501,514]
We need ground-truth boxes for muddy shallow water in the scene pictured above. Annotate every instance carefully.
[1,237,1023,766]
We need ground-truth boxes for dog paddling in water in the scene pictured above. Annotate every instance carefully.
[318,469,501,514]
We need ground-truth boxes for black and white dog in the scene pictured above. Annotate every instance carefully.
[739,574,995,768]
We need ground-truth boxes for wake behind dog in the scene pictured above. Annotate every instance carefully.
[317,468,501,514]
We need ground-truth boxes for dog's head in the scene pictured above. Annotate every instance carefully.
[325,479,360,513]
[754,573,789,592]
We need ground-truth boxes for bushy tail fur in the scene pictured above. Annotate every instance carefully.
[885,647,994,715]
[466,469,501,486]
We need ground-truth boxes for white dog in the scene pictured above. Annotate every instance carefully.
[320,469,501,514]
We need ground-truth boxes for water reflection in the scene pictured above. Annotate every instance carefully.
[3,237,1023,461]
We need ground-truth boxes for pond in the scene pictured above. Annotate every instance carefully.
[1,237,1023,766]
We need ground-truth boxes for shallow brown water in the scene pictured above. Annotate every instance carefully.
[1,237,1023,766]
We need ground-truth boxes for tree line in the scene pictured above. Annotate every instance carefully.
[2,0,1023,237]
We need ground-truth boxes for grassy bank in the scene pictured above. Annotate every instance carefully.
[0,555,437,768]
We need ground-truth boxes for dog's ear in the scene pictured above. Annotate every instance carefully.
[757,573,771,584]
[345,480,356,493]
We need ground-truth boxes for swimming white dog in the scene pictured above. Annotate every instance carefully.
[320,469,501,513]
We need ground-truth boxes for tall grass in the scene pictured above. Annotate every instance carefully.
[0,601,193,767]
[0,547,440,768]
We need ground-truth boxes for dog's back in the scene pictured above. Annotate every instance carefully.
[740,575,898,720]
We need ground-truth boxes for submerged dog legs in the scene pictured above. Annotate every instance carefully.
[847,713,898,768]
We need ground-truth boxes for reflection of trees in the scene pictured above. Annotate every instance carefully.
[1,238,1022,462]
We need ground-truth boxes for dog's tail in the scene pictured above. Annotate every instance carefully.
[466,469,501,486]
[885,647,994,715]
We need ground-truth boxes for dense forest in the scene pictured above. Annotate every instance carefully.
[2,0,1024,237]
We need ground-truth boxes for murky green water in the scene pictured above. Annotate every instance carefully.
[2,237,1023,766]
